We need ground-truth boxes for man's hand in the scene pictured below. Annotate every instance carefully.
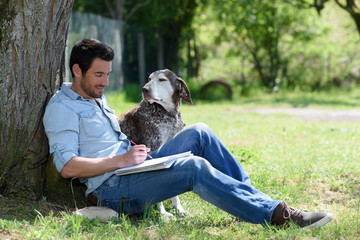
[60,145,151,178]
[116,144,150,168]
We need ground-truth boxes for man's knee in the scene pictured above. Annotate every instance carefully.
[183,156,212,173]
[186,123,213,140]
[189,122,210,133]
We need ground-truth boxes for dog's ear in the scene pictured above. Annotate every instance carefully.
[177,78,193,104]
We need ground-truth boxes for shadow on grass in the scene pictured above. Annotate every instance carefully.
[0,196,69,222]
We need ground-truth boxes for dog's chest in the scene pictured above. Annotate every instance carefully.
[136,104,184,149]
[140,106,183,136]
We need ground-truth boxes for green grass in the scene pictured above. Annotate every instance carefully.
[1,89,360,239]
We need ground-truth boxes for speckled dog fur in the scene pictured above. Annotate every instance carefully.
[117,69,192,218]
[118,69,192,150]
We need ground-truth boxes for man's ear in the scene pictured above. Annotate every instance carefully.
[72,64,82,79]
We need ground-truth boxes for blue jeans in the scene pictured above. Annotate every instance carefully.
[92,123,280,225]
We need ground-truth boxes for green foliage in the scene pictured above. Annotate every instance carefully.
[200,84,230,101]
[122,83,143,103]
[204,0,328,89]
[125,0,198,74]
[73,0,199,79]
[72,0,114,19]
[127,0,197,32]
[72,0,360,92]
[188,0,360,92]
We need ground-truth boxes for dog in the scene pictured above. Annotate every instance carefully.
[118,69,192,218]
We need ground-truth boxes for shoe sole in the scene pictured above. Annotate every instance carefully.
[302,213,333,230]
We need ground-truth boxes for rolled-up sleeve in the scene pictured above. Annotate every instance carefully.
[43,102,79,173]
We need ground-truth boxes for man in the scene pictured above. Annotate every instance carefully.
[43,38,333,229]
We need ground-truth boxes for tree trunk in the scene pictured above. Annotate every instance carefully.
[0,0,74,199]
[137,32,146,87]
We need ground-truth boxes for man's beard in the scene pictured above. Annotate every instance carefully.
[81,79,103,99]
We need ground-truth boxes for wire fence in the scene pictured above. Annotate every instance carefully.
[65,11,125,91]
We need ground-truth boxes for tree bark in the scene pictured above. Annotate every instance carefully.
[0,0,74,199]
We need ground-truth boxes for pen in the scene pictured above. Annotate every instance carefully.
[130,140,152,158]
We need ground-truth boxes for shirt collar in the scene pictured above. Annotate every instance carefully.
[61,82,82,100]
[61,82,105,102]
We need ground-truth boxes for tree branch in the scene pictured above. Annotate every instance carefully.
[116,0,125,20]
[124,0,152,21]
[283,0,314,8]
[283,0,329,14]
[104,0,117,19]
[334,0,360,37]
[334,0,360,13]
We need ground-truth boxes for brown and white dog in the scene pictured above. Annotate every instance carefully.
[118,69,192,217]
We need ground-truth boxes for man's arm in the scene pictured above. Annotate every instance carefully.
[44,100,150,179]
[61,144,150,178]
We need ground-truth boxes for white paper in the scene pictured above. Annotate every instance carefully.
[115,151,193,176]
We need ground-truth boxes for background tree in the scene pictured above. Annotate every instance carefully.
[73,0,198,86]
[0,0,74,199]
[288,0,360,37]
[125,0,198,75]
[210,0,326,89]
[73,0,151,21]
[70,0,360,93]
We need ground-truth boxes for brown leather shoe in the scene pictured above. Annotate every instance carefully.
[271,201,333,229]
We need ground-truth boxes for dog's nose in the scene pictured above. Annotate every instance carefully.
[142,87,149,94]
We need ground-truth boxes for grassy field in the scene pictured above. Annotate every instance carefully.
[1,90,360,239]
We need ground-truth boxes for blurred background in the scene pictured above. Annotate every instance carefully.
[65,0,360,101]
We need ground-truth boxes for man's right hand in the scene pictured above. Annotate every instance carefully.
[116,144,150,168]
[60,144,151,178]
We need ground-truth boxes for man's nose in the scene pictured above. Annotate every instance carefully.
[102,75,109,87]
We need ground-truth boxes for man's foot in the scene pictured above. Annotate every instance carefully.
[271,201,333,229]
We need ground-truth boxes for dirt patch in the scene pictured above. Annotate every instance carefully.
[246,107,360,122]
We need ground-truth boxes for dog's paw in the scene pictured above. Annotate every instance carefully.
[157,202,175,219]
[160,210,175,219]
[175,206,189,218]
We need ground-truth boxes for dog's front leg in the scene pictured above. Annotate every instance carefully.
[156,202,174,218]
[171,196,188,217]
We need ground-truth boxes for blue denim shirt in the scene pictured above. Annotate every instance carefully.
[43,83,131,196]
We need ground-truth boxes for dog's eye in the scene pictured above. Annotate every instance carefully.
[159,78,167,82]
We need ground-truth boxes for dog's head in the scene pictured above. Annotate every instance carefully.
[142,69,192,113]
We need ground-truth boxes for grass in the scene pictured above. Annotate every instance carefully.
[1,89,360,239]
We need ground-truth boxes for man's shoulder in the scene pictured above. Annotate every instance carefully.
[48,82,77,105]
[47,89,70,108]
[45,86,79,115]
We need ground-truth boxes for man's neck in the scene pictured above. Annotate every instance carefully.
[94,99,101,108]
[70,82,93,100]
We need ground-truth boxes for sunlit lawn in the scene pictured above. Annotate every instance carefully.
[1,89,360,239]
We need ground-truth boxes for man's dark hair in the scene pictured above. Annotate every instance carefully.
[69,38,114,77]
